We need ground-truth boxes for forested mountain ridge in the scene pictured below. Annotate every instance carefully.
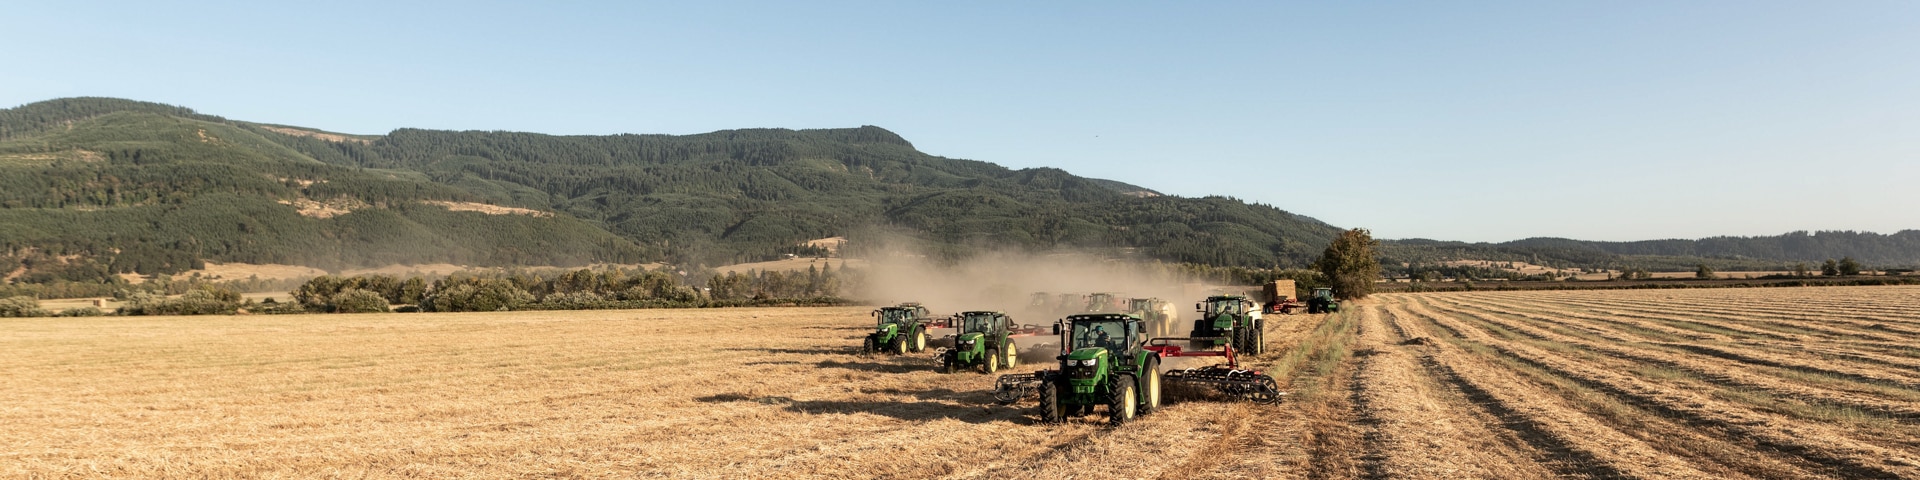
[4,96,1909,293]
[0,97,1341,286]
[1380,230,1920,272]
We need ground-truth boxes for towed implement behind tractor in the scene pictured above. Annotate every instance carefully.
[865,303,931,355]
[1144,338,1281,404]
[939,311,1045,373]
[994,314,1163,425]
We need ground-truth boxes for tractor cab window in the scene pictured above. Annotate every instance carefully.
[1206,299,1244,315]
[878,309,913,325]
[961,313,998,334]
[1072,320,1128,352]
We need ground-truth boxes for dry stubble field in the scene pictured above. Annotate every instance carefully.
[4,286,1919,478]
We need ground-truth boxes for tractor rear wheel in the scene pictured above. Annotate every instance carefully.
[912,329,927,352]
[1038,381,1062,423]
[983,349,1000,373]
[891,336,907,355]
[1252,320,1266,355]
[1109,374,1138,426]
[1142,358,1162,414]
[1006,343,1019,368]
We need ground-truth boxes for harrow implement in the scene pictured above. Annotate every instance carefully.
[993,337,1284,405]
[1144,337,1283,404]
[993,372,1045,405]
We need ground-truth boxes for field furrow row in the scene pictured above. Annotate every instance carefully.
[1402,298,1920,479]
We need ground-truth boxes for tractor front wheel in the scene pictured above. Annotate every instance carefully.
[1038,381,1063,423]
[891,336,907,355]
[863,336,876,354]
[939,354,956,374]
[1109,374,1138,426]
[911,329,927,352]
[983,349,1000,373]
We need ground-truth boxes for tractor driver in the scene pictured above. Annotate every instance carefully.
[1089,324,1117,351]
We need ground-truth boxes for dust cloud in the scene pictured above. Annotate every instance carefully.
[850,248,1215,325]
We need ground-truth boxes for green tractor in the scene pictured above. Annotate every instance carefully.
[1084,292,1123,313]
[1307,288,1341,314]
[864,303,931,355]
[939,311,1024,373]
[994,313,1164,425]
[1190,295,1264,355]
[1127,297,1175,337]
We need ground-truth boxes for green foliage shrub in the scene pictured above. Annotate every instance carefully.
[424,279,534,312]
[119,288,242,315]
[0,296,51,317]
[54,306,105,317]
[330,288,391,313]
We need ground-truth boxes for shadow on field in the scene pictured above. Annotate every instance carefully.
[813,359,926,374]
[694,391,1033,424]
[724,347,861,356]
[802,325,871,332]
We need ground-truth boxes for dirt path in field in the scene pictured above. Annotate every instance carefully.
[1350,302,1559,478]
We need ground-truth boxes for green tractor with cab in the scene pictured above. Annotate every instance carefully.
[994,313,1164,425]
[1307,288,1341,314]
[1127,297,1175,337]
[865,303,931,355]
[1190,295,1264,355]
[940,311,1025,373]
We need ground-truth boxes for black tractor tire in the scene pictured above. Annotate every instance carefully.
[939,354,956,374]
[1038,381,1063,423]
[891,336,907,355]
[983,348,1000,373]
[1191,320,1210,348]
[1109,373,1139,426]
[911,329,928,352]
[1142,357,1163,414]
[863,336,876,354]
[1253,320,1266,355]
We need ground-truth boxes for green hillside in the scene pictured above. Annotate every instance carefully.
[0,97,1341,287]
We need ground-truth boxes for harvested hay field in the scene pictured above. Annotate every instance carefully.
[4,286,1918,478]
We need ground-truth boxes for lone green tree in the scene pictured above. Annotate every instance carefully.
[1315,228,1381,300]
[1822,259,1840,276]
[1695,264,1716,279]
[1837,257,1863,276]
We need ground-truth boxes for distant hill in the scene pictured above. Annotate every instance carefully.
[1381,230,1920,272]
[0,97,1341,286]
[3,97,1910,291]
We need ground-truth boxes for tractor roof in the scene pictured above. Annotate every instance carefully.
[1065,313,1139,322]
[959,310,1006,316]
[1205,295,1249,300]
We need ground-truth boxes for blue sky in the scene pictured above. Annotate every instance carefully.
[4,1,1915,242]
